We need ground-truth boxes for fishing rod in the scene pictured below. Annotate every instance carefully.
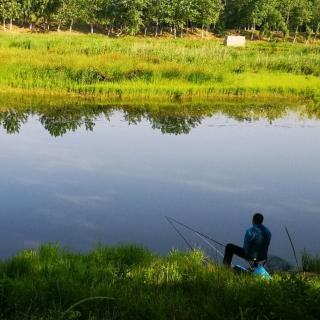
[285,226,299,270]
[165,216,228,265]
[165,216,225,247]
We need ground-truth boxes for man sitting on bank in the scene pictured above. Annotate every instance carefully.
[223,213,271,267]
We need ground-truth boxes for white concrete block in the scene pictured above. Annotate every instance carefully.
[224,36,246,47]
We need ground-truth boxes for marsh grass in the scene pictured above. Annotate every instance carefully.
[1,33,320,101]
[0,244,319,320]
[302,251,320,274]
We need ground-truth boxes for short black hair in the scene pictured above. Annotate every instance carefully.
[253,213,264,224]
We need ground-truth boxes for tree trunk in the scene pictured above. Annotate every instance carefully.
[251,22,255,40]
[293,26,298,43]
[159,26,163,35]
[10,18,12,30]
[314,24,319,41]
[155,22,158,37]
[269,27,272,42]
[3,18,5,31]
[90,23,94,34]
[144,27,147,36]
[69,19,73,32]
[201,24,204,39]
[57,23,61,32]
[173,25,176,38]
[29,22,32,31]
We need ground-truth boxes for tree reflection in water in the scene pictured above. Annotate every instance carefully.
[0,100,319,136]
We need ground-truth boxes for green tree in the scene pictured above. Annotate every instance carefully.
[311,0,320,39]
[252,0,285,40]
[55,0,81,31]
[43,0,61,30]
[280,0,298,27]
[0,0,21,30]
[171,0,196,37]
[122,0,147,35]
[224,0,251,30]
[195,0,222,38]
[143,0,171,36]
[21,0,36,30]
[82,0,102,34]
[291,0,313,42]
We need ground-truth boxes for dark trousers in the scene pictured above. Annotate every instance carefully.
[223,243,252,266]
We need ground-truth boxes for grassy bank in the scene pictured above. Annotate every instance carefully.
[1,33,320,102]
[0,244,319,320]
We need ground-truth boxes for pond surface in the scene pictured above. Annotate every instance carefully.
[0,102,320,262]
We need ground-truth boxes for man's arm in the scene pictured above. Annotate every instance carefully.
[243,228,254,252]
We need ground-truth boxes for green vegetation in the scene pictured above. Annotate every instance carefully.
[1,93,320,136]
[302,251,320,274]
[0,244,319,320]
[0,33,320,101]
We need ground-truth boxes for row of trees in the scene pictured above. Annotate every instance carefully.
[0,0,320,39]
[225,0,320,41]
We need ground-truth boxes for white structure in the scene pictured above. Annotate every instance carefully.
[224,36,246,47]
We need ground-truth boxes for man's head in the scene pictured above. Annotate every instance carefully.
[252,213,264,225]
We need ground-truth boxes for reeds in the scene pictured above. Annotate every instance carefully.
[1,33,320,102]
[302,251,320,274]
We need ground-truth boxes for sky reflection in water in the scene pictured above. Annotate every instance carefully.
[0,107,320,263]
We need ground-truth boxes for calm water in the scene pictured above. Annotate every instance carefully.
[0,104,320,262]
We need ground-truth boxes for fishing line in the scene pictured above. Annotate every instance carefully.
[196,232,235,267]
[195,232,224,259]
[165,216,231,266]
[165,216,225,247]
[165,216,193,250]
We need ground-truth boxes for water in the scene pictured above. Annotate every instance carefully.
[1,102,320,263]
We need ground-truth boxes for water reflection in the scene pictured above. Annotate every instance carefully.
[1,99,320,136]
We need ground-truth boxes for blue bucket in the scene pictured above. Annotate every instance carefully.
[252,265,272,280]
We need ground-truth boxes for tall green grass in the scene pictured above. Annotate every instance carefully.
[1,33,320,101]
[0,244,319,320]
[302,251,320,274]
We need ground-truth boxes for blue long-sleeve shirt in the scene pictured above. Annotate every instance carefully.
[243,224,271,260]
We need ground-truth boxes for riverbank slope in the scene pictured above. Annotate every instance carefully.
[1,244,319,320]
[1,33,320,102]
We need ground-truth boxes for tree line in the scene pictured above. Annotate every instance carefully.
[0,0,320,39]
